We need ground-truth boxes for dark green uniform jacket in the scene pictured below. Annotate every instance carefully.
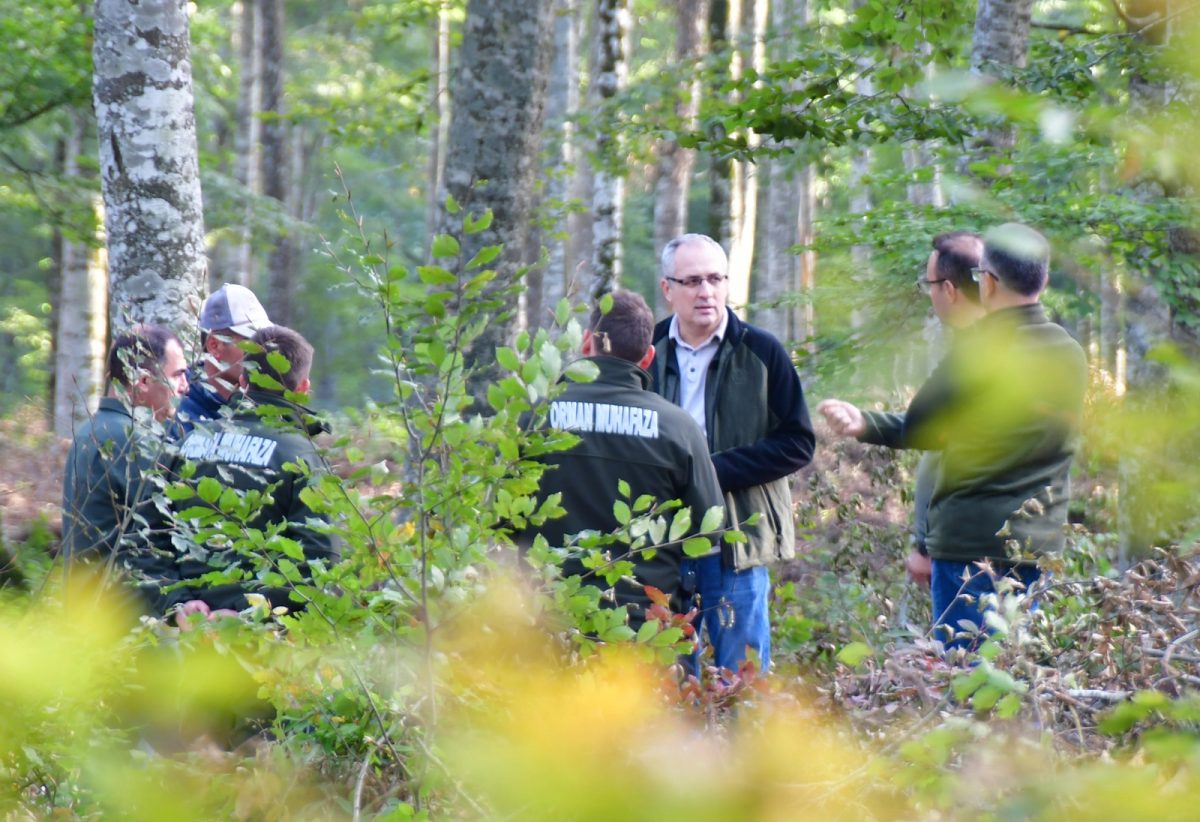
[524,356,724,624]
[169,390,338,611]
[650,309,816,570]
[860,303,1087,563]
[61,398,181,606]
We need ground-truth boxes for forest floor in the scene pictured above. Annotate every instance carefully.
[0,406,67,548]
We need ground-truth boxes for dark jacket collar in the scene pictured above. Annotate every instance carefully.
[96,396,132,418]
[975,302,1048,332]
[588,355,652,390]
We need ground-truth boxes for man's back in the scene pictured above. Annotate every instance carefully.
[531,355,723,623]
[171,390,337,610]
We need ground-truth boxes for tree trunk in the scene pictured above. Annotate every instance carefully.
[94,0,206,339]
[707,0,733,250]
[725,0,766,314]
[964,0,1034,165]
[425,0,452,240]
[260,0,294,325]
[755,0,801,341]
[54,112,108,437]
[532,0,583,328]
[653,0,708,313]
[588,0,631,299]
[227,0,261,288]
[439,0,555,399]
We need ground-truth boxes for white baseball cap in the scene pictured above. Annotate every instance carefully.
[199,284,272,338]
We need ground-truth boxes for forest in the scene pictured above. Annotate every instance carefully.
[1,0,1200,817]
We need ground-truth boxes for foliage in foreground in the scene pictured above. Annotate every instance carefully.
[5,202,1200,817]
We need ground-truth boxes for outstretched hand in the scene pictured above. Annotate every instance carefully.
[816,399,866,439]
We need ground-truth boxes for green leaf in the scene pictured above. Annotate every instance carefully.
[554,298,571,326]
[464,209,494,234]
[418,265,456,286]
[598,291,614,315]
[836,641,873,667]
[431,234,460,258]
[617,479,631,498]
[613,500,631,525]
[496,347,520,373]
[564,359,599,383]
[682,537,711,557]
[267,350,292,375]
[668,508,692,542]
[196,476,222,504]
[445,192,460,214]
[700,505,725,534]
[466,245,502,270]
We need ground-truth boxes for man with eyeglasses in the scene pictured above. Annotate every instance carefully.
[650,233,816,675]
[819,224,1086,652]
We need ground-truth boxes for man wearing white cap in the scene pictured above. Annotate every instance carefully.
[176,283,272,433]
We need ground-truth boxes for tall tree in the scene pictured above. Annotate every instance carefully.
[261,0,295,325]
[439,0,555,395]
[53,111,108,437]
[530,0,584,329]
[965,0,1034,164]
[726,0,766,312]
[756,0,807,342]
[588,0,631,298]
[425,0,452,240]
[653,0,708,313]
[93,0,206,336]
[227,0,262,287]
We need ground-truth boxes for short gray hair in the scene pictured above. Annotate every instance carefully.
[660,233,728,280]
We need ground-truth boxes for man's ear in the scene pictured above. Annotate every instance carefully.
[943,280,961,304]
[581,329,596,357]
[296,377,311,395]
[637,345,656,370]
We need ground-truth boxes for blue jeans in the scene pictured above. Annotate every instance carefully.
[930,559,1041,651]
[682,555,771,674]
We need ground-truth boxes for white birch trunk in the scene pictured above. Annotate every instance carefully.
[588,0,631,299]
[725,0,766,316]
[54,112,108,437]
[537,0,582,323]
[229,0,261,286]
[93,0,206,339]
[425,1,452,240]
[653,0,708,314]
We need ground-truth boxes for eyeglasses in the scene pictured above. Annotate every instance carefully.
[915,277,950,294]
[665,274,728,289]
[970,266,997,283]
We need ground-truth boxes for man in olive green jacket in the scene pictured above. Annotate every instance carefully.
[820,224,1087,650]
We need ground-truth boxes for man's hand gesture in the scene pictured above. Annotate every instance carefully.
[816,399,866,439]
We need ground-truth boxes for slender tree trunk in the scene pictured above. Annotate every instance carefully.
[588,0,631,299]
[440,0,555,400]
[532,0,582,328]
[260,0,294,324]
[653,0,708,312]
[54,112,108,437]
[94,0,206,338]
[725,0,766,314]
[755,0,800,340]
[227,0,261,287]
[426,0,452,240]
[707,0,733,250]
